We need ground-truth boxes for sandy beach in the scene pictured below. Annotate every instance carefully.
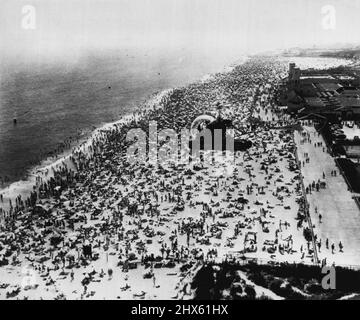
[0,55,355,300]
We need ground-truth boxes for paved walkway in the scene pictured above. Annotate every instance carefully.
[294,124,360,267]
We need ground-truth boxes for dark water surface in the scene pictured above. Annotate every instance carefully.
[0,49,239,183]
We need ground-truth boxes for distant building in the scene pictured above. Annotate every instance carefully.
[283,63,360,120]
[288,63,301,88]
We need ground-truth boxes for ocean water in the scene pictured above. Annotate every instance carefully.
[0,49,240,184]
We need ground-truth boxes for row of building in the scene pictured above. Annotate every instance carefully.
[280,63,360,120]
[280,62,360,160]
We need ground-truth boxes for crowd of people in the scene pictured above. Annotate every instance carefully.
[0,57,338,299]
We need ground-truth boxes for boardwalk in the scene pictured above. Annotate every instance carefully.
[294,124,360,267]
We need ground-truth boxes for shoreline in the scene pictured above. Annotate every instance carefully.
[0,88,174,211]
[0,55,350,213]
[2,53,349,198]
[0,56,250,211]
